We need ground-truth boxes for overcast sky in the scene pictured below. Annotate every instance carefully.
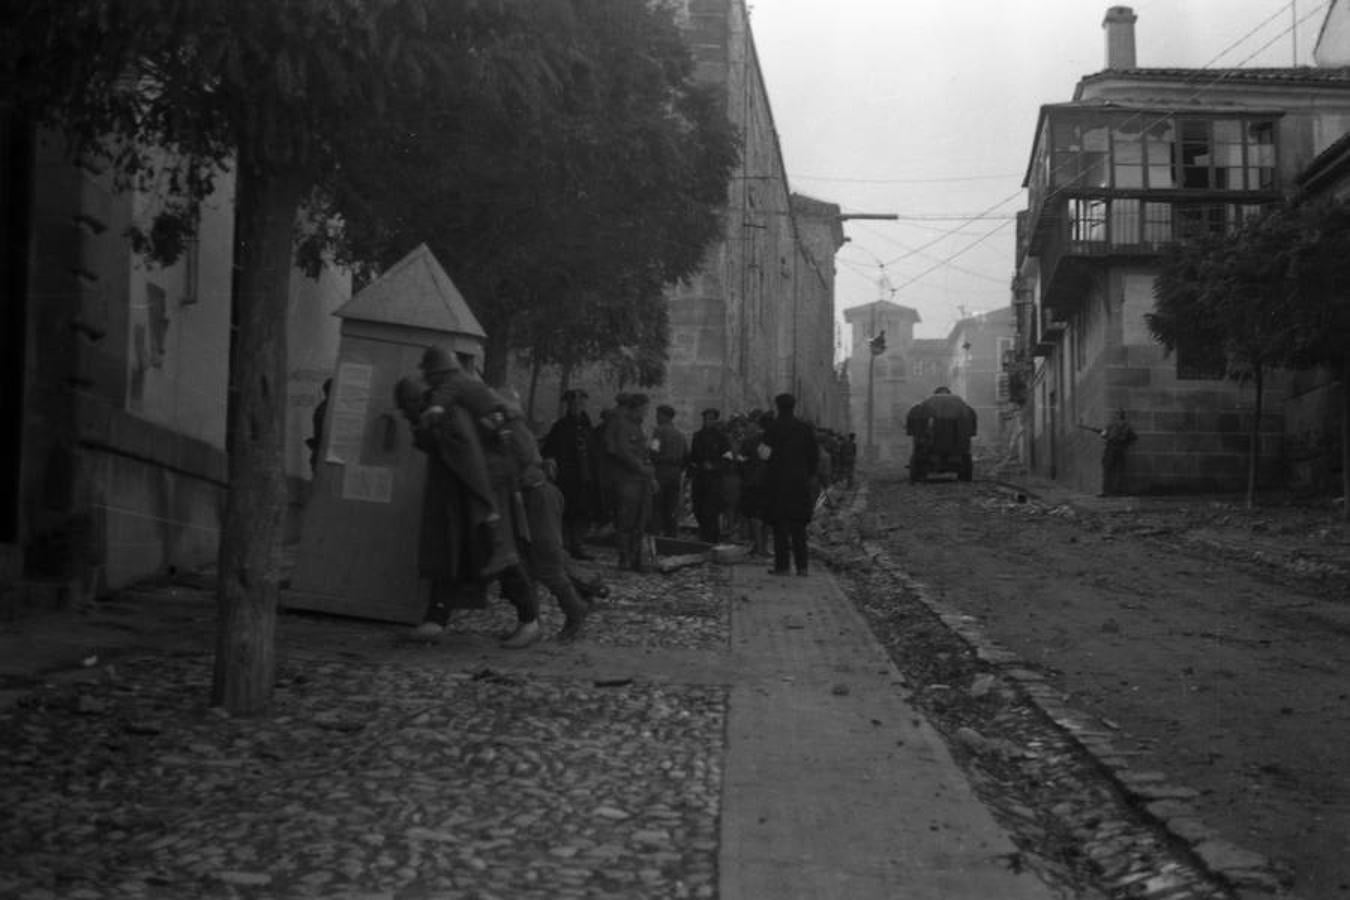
[749,0,1328,348]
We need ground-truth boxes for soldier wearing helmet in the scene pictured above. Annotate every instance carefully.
[403,344,540,648]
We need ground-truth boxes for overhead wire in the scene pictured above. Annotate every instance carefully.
[793,172,1019,185]
[846,0,1327,297]
[846,222,1010,286]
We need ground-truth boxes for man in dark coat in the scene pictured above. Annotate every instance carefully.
[606,393,656,572]
[687,408,731,543]
[400,346,540,648]
[650,404,688,538]
[541,389,600,560]
[761,393,819,576]
[1096,409,1137,497]
[306,377,332,475]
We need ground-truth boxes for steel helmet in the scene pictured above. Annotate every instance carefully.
[419,344,461,376]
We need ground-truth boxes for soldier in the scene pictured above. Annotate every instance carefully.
[1097,409,1137,497]
[650,404,688,538]
[839,432,859,488]
[687,408,731,543]
[541,389,600,560]
[403,347,540,648]
[498,388,595,641]
[606,393,656,572]
[761,393,820,577]
[306,377,332,475]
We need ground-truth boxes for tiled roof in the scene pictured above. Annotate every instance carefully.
[1080,66,1350,86]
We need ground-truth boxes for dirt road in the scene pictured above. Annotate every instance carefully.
[847,466,1350,899]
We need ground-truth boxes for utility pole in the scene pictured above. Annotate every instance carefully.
[864,266,891,461]
[839,211,898,459]
[865,328,886,461]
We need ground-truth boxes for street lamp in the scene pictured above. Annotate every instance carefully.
[865,329,886,461]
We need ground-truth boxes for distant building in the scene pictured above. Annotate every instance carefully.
[946,307,1017,454]
[1013,5,1350,494]
[843,300,921,462]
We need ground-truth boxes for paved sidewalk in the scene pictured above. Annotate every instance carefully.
[720,565,1056,900]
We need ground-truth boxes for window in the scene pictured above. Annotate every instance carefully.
[1176,117,1278,191]
[1070,198,1107,245]
[1146,121,1176,188]
[1212,119,1244,189]
[1142,202,1173,245]
[1180,119,1213,188]
[1112,122,1144,189]
[1247,121,1275,189]
[1110,198,1140,246]
[1053,120,1108,189]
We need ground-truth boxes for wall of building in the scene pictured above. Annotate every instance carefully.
[515,0,843,436]
[1018,68,1350,495]
[946,308,1016,454]
[1034,265,1287,495]
[14,134,345,598]
[843,302,931,461]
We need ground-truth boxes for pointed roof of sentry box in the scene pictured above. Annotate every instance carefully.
[335,243,486,338]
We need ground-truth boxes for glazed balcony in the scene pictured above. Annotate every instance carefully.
[1022,106,1282,313]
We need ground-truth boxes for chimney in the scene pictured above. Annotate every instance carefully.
[1103,6,1138,69]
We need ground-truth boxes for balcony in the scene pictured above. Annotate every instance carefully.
[1033,194,1273,314]
[1023,106,1281,311]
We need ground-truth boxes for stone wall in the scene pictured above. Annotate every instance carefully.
[15,132,343,597]
[1031,266,1286,495]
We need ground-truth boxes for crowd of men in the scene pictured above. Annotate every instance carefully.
[392,343,860,648]
[541,389,859,574]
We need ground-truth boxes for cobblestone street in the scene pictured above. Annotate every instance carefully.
[5,472,1347,898]
[1,528,1058,899]
[1,565,733,900]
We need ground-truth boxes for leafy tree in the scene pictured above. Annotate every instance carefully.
[1150,199,1350,514]
[312,0,739,386]
[1283,199,1350,519]
[0,0,564,713]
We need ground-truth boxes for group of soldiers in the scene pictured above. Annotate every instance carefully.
[391,344,873,647]
[540,391,858,573]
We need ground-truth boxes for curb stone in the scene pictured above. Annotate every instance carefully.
[823,483,1300,899]
[860,539,1300,897]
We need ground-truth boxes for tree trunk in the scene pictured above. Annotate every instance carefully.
[211,164,306,715]
[1341,357,1350,522]
[1246,364,1264,511]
